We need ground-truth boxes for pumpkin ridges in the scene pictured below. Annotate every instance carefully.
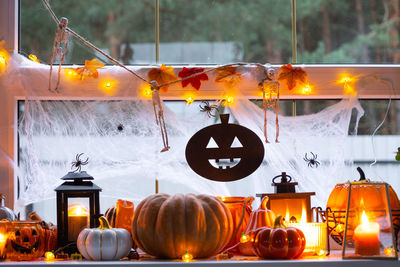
[195,195,222,257]
[135,194,169,256]
[184,194,206,256]
[205,196,232,253]
[156,194,186,258]
[216,197,233,253]
[131,196,145,249]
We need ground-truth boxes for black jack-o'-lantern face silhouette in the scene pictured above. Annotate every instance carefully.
[185,114,264,182]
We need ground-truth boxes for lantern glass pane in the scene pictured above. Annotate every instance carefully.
[67,198,89,242]
[343,183,398,259]
[269,198,308,223]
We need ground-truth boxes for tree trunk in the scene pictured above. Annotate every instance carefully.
[389,0,400,62]
[370,0,381,62]
[321,4,331,53]
[356,0,368,61]
[107,11,120,60]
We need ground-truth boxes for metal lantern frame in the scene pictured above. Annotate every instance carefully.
[55,171,101,252]
[342,182,398,260]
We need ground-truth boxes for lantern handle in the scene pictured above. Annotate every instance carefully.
[357,167,366,181]
[272,172,292,184]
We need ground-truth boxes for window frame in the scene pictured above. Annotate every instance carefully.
[1,0,400,209]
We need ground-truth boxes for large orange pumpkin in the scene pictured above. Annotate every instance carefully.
[326,167,400,244]
[132,193,233,259]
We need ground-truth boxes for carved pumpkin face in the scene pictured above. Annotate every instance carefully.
[186,114,264,182]
[6,221,45,260]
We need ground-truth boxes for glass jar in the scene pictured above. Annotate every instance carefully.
[218,196,254,252]
[0,194,15,221]
[6,221,45,260]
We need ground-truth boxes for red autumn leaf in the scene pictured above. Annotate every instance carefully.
[178,67,208,90]
[277,63,308,90]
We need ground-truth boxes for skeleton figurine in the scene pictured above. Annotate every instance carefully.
[49,17,70,92]
[259,66,280,143]
[150,81,170,152]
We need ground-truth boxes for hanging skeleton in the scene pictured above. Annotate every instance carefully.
[49,17,70,92]
[259,66,280,143]
[150,81,170,152]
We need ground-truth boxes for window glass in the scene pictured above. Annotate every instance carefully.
[297,0,400,63]
[159,0,291,64]
[20,0,155,64]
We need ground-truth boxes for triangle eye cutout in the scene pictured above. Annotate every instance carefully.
[206,137,219,148]
[231,137,243,148]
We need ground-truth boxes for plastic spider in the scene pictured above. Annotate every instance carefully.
[71,153,89,172]
[199,100,220,117]
[304,152,320,168]
[117,124,124,132]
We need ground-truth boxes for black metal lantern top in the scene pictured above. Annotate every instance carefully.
[55,154,102,253]
[272,172,298,193]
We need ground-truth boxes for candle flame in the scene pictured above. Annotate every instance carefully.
[361,210,369,225]
[0,233,6,242]
[68,204,88,216]
[285,204,290,222]
[300,203,307,224]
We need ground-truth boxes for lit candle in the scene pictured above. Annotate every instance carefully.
[68,204,89,242]
[0,233,6,260]
[354,211,380,256]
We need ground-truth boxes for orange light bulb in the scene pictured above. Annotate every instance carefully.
[45,251,55,261]
[182,251,193,263]
[186,96,194,105]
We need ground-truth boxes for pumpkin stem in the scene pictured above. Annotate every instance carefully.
[98,216,112,230]
[260,196,269,210]
[357,167,366,181]
[220,114,230,124]
[273,215,286,228]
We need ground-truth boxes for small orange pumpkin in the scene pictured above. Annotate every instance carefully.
[326,167,400,244]
[132,194,233,259]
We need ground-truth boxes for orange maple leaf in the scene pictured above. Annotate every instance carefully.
[148,64,177,92]
[215,66,242,87]
[75,59,105,80]
[277,64,308,90]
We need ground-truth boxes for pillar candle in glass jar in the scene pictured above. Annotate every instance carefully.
[354,211,380,256]
[68,204,89,242]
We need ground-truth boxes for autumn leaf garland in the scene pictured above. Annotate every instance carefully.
[178,67,208,90]
[277,63,308,90]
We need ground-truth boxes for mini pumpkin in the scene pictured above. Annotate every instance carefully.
[6,221,45,260]
[186,114,264,182]
[77,216,132,261]
[254,215,305,259]
[132,193,233,259]
[326,167,400,244]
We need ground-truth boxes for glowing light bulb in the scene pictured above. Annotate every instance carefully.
[317,249,325,256]
[185,96,194,105]
[240,233,250,243]
[140,84,153,98]
[0,55,5,65]
[226,96,234,104]
[182,251,193,263]
[45,251,55,261]
[301,84,312,95]
[28,54,40,63]
[384,247,394,256]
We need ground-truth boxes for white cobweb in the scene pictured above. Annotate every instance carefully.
[4,54,364,218]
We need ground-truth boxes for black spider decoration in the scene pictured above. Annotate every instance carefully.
[117,124,124,132]
[304,152,320,168]
[199,100,220,118]
[71,153,89,172]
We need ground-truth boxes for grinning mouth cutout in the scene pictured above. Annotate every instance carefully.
[11,240,40,254]
[208,158,241,169]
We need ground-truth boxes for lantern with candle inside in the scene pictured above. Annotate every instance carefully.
[55,154,102,253]
[342,181,398,259]
[256,172,315,223]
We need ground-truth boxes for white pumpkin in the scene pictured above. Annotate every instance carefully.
[77,216,132,261]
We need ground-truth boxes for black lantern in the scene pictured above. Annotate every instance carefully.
[256,172,315,222]
[55,154,101,253]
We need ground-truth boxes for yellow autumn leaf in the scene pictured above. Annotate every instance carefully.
[148,64,177,92]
